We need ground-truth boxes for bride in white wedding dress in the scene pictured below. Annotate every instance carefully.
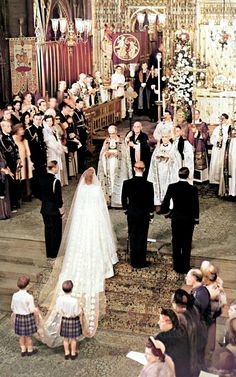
[38,167,118,347]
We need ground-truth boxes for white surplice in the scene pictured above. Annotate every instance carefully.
[111,72,126,118]
[209,124,229,184]
[148,142,181,205]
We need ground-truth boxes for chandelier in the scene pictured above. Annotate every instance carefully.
[208,0,236,50]
[51,18,92,46]
[136,12,165,33]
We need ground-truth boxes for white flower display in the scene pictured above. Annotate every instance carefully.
[168,29,193,106]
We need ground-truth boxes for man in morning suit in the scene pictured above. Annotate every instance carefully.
[159,167,199,274]
[24,113,47,198]
[40,161,64,258]
[122,161,154,268]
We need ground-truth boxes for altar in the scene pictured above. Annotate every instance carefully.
[196,89,236,125]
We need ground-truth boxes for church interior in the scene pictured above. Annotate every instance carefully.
[0,1,236,376]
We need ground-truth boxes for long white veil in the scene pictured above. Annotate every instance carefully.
[38,168,118,347]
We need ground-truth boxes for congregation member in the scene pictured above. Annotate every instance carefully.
[37,99,47,115]
[209,113,230,189]
[200,261,227,366]
[40,161,64,259]
[48,97,58,112]
[111,65,126,119]
[139,337,176,377]
[42,115,64,181]
[11,98,22,125]
[2,108,12,122]
[174,125,194,183]
[54,114,68,186]
[159,167,199,274]
[11,275,38,356]
[21,111,31,129]
[0,120,21,211]
[135,62,151,117]
[155,308,190,377]
[122,161,154,269]
[188,109,209,173]
[172,289,207,377]
[12,124,33,202]
[125,121,151,177]
[98,125,132,207]
[72,98,88,173]
[21,92,37,115]
[148,133,180,206]
[24,113,47,199]
[212,300,236,371]
[185,269,211,325]
[0,150,12,219]
[153,110,174,144]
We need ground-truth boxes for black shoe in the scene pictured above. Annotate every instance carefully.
[21,351,27,357]
[27,349,38,356]
[64,354,70,360]
[71,353,78,360]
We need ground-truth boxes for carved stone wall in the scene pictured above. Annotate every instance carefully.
[92,0,198,77]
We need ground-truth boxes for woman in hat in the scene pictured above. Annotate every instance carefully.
[140,337,176,377]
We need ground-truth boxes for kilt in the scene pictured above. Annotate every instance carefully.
[60,316,82,339]
[15,313,37,336]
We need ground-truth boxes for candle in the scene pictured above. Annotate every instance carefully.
[157,53,162,102]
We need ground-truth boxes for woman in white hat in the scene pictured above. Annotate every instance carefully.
[140,337,176,377]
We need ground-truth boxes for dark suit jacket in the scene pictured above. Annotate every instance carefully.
[161,180,199,222]
[40,173,63,216]
[122,176,154,215]
[24,124,47,167]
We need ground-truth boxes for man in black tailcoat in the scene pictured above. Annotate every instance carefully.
[24,112,47,198]
[72,98,88,173]
[159,167,199,274]
[40,161,64,259]
[0,120,21,210]
[122,161,154,268]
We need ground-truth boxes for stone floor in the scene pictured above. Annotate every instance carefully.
[0,313,146,377]
[0,117,236,376]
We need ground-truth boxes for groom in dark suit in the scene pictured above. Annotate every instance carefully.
[159,167,199,274]
[40,161,65,258]
[122,161,154,268]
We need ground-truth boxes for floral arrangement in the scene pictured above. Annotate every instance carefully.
[168,29,193,107]
[219,30,230,49]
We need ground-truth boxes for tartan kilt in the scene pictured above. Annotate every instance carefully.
[60,316,82,339]
[15,313,37,336]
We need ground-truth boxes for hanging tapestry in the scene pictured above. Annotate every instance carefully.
[9,37,38,95]
[112,32,149,64]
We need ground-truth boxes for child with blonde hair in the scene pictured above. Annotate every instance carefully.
[11,275,38,356]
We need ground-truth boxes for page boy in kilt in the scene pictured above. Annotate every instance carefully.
[11,275,38,356]
[56,280,82,360]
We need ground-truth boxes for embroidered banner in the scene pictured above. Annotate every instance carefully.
[9,37,38,95]
[112,32,149,64]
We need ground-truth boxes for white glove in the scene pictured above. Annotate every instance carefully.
[151,85,155,90]
[141,83,146,88]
